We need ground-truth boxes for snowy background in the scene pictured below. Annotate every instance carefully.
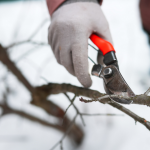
[0,0,150,150]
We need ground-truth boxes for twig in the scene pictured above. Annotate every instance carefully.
[62,94,76,124]
[29,40,48,46]
[6,18,49,49]
[28,18,49,39]
[81,113,124,116]
[79,96,150,130]
[6,40,48,49]
[109,102,150,130]
[50,114,78,150]
[144,87,150,96]
[79,95,119,103]
[60,141,63,150]
[64,93,86,126]
[15,45,41,63]
[40,76,49,84]
[80,97,150,131]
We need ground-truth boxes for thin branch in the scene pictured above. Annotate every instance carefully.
[62,94,76,124]
[80,95,150,130]
[145,87,150,96]
[79,95,119,103]
[6,18,49,49]
[40,76,49,84]
[80,97,150,130]
[6,40,48,49]
[109,102,150,130]
[15,45,41,63]
[81,113,124,116]
[50,114,78,150]
[28,18,49,40]
[29,40,48,46]
[64,93,85,126]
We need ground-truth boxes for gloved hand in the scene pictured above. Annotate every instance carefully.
[48,2,113,88]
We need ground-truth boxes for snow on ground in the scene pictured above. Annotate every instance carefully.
[0,0,150,150]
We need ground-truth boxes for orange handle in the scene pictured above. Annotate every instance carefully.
[90,34,115,55]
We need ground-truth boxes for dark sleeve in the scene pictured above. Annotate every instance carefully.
[139,0,150,34]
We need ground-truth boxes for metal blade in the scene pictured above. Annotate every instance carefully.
[101,65,135,104]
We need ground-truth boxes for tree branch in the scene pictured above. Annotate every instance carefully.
[0,103,64,133]
[6,18,49,49]
[35,83,150,106]
[35,83,150,131]
[0,45,34,92]
[0,44,84,145]
[145,87,150,96]
[50,114,78,150]
[6,40,48,49]
[109,102,150,130]
[64,93,85,126]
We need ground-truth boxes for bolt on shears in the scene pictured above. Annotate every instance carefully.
[89,34,135,104]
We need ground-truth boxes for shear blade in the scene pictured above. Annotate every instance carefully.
[102,65,135,104]
[103,81,133,104]
[109,97,133,104]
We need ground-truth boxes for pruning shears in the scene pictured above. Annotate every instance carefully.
[90,34,135,104]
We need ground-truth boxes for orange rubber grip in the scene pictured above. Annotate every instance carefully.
[90,34,115,55]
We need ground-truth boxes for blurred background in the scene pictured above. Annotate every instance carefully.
[0,0,150,150]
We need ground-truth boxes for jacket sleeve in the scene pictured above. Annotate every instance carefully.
[46,0,103,16]
[140,0,150,34]
[46,0,66,15]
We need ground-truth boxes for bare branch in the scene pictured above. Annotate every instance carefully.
[35,83,150,106]
[50,114,78,150]
[62,94,76,124]
[145,87,150,96]
[28,18,49,40]
[6,18,49,49]
[64,93,85,126]
[35,83,150,131]
[0,103,65,133]
[81,113,124,116]
[6,40,48,49]
[0,45,84,144]
[109,102,150,130]
[80,96,150,130]
[0,45,34,92]
[15,45,41,63]
[79,95,119,103]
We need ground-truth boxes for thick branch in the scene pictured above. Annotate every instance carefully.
[35,83,150,131]
[35,83,150,106]
[0,104,64,132]
[0,103,83,144]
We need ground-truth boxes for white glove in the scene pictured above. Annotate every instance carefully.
[48,2,113,88]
